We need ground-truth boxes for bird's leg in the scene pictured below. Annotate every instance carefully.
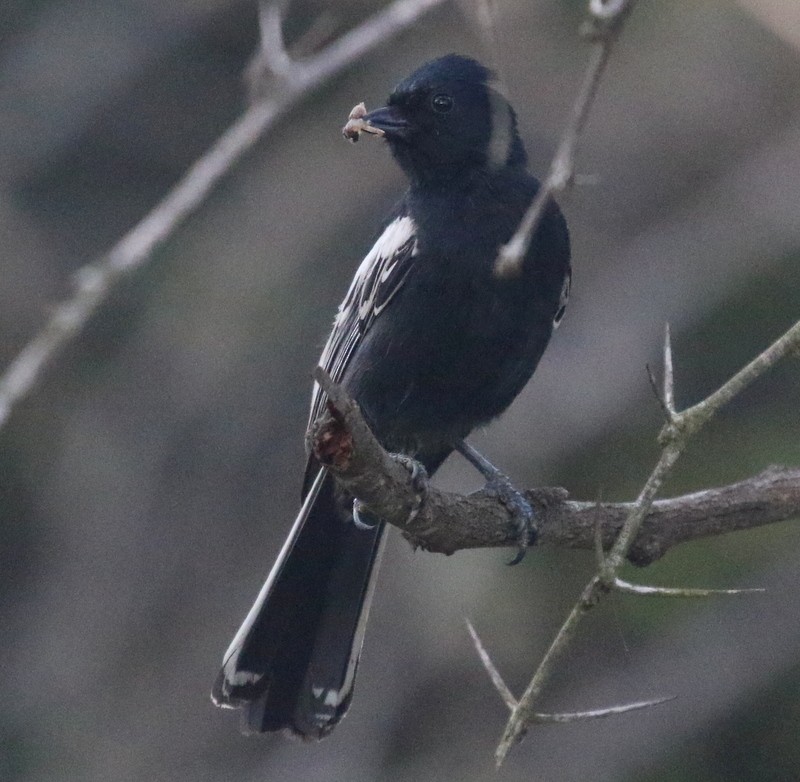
[455,440,534,565]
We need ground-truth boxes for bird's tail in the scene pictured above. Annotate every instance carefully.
[211,468,386,739]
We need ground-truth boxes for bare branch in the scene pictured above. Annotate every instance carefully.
[493,575,606,764]
[494,0,639,277]
[256,2,293,79]
[495,317,800,763]
[306,317,799,763]
[308,315,799,766]
[470,0,506,82]
[678,318,800,437]
[602,444,684,575]
[467,614,675,728]
[662,323,676,415]
[309,369,800,561]
[547,465,800,565]
[0,0,450,433]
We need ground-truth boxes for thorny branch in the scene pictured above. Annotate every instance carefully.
[493,317,800,764]
[5,0,799,764]
[310,316,800,764]
[0,0,449,432]
[494,0,639,277]
[465,620,675,724]
[309,372,800,562]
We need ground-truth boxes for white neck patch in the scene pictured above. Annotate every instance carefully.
[487,85,513,168]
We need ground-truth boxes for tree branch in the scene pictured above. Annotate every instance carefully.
[495,316,800,763]
[494,0,638,278]
[309,367,800,565]
[0,0,450,432]
[309,311,800,764]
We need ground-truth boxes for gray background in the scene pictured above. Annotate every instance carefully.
[1,1,799,780]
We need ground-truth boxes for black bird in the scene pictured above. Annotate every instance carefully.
[212,54,571,739]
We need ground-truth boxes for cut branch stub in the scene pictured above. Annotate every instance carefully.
[311,400,354,471]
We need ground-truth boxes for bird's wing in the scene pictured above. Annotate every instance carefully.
[553,268,571,328]
[307,209,418,432]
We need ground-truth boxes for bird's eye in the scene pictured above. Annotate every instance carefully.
[431,93,454,114]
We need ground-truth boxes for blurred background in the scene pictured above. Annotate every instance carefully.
[1,1,799,780]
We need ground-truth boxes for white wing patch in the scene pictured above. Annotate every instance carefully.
[553,270,571,328]
[307,214,418,431]
[352,215,416,320]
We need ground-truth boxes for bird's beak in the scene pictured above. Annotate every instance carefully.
[362,106,410,139]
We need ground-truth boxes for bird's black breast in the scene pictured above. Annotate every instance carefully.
[341,172,570,461]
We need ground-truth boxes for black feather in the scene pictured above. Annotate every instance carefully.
[213,54,571,738]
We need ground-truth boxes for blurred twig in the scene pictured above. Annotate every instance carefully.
[255,1,293,78]
[0,0,449,431]
[494,0,639,278]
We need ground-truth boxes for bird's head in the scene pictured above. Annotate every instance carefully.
[362,54,526,186]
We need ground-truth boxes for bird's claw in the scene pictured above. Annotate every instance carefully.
[484,474,535,565]
[393,454,428,496]
[352,455,428,530]
[352,499,379,529]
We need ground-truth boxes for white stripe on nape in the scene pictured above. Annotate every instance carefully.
[487,86,513,168]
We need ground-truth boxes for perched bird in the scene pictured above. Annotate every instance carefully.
[212,54,571,739]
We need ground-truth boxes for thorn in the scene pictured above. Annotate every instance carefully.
[614,577,765,598]
[529,694,676,724]
[495,694,675,767]
[646,362,673,422]
[663,322,675,414]
[592,494,606,569]
[465,619,517,710]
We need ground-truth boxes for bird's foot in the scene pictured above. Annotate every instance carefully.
[483,472,536,565]
[455,440,535,565]
[352,454,428,529]
[393,454,429,511]
[352,499,379,529]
